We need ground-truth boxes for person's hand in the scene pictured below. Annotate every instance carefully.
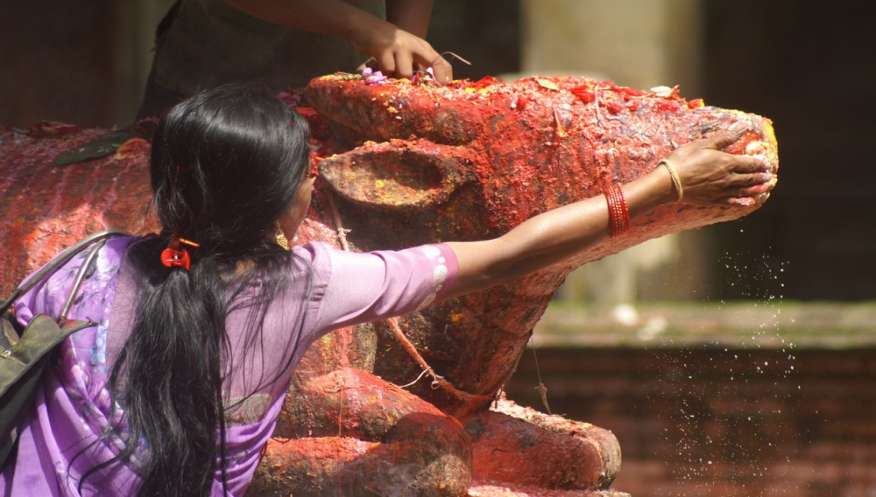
[664,130,775,206]
[348,18,452,84]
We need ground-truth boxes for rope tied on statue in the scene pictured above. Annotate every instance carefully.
[325,192,491,406]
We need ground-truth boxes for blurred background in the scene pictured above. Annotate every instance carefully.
[2,1,874,496]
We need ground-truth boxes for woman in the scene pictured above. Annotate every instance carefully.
[1,85,773,497]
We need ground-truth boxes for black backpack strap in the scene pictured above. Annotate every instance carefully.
[0,232,122,468]
[58,238,109,322]
[0,231,124,315]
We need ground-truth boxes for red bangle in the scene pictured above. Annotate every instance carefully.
[617,184,630,232]
[603,183,630,236]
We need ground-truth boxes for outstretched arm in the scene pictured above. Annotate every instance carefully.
[224,0,452,82]
[304,132,773,335]
[444,132,774,298]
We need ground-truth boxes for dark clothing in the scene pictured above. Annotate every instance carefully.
[138,0,385,117]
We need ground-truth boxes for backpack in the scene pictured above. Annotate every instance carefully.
[0,231,122,468]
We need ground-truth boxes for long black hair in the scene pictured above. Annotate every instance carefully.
[80,84,311,496]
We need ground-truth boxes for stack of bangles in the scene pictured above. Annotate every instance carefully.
[603,182,630,237]
[603,159,683,237]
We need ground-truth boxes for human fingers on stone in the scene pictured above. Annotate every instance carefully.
[378,52,396,75]
[412,44,452,84]
[729,154,770,173]
[705,128,747,150]
[728,182,773,198]
[394,50,414,78]
[726,196,756,207]
[431,56,453,84]
[729,171,773,188]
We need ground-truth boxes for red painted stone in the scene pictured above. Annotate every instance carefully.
[0,74,778,497]
[304,74,778,416]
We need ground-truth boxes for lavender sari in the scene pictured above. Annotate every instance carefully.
[0,235,458,496]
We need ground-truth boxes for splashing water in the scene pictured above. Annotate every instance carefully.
[650,249,801,497]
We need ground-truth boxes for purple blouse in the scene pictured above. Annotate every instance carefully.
[0,235,458,497]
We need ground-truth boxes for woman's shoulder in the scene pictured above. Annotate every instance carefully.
[289,240,335,271]
[13,234,139,320]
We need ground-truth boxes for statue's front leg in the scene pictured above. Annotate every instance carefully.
[464,397,621,492]
[250,368,472,497]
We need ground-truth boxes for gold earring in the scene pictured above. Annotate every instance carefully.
[275,224,290,250]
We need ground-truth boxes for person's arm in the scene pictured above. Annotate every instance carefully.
[308,242,458,334]
[444,132,774,298]
[224,0,452,82]
[225,0,376,40]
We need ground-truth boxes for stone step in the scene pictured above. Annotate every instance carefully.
[469,481,629,497]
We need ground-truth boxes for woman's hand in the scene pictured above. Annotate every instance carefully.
[348,18,452,84]
[666,131,774,206]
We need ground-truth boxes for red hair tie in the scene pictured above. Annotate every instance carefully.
[160,235,200,271]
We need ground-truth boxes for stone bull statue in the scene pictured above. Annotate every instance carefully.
[0,74,778,497]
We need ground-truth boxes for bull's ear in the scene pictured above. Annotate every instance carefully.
[318,139,474,210]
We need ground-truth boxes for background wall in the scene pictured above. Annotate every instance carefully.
[0,0,175,127]
[508,339,876,497]
[701,1,876,301]
[509,302,876,497]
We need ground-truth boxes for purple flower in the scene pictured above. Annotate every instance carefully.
[360,66,387,85]
[366,71,387,85]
